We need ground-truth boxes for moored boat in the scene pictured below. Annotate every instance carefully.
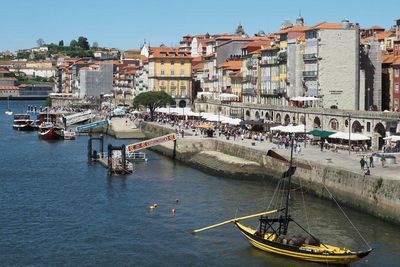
[193,134,372,265]
[38,122,64,140]
[12,114,36,131]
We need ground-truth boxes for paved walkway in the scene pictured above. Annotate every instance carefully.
[145,121,400,181]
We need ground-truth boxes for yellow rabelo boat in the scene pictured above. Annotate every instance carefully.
[193,135,372,265]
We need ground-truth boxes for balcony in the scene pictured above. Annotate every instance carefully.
[302,71,318,78]
[242,88,256,95]
[303,53,318,61]
[242,75,252,83]
[260,57,278,65]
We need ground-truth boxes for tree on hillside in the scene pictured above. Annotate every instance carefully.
[37,38,45,46]
[133,91,175,120]
[78,36,90,50]
[70,39,78,47]
[92,41,99,48]
[59,40,64,47]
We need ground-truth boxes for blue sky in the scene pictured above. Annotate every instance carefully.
[1,0,399,51]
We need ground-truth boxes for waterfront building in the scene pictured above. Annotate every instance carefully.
[217,58,242,97]
[179,35,193,52]
[0,67,19,98]
[391,40,400,111]
[114,65,137,101]
[148,47,192,107]
[303,20,360,110]
[79,63,113,98]
[134,59,149,96]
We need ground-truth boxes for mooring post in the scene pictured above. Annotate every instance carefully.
[121,144,126,173]
[173,139,177,160]
[108,144,113,173]
[88,134,92,159]
[100,134,104,155]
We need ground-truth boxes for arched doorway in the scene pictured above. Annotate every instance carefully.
[265,112,270,121]
[245,110,250,118]
[292,115,296,124]
[352,120,362,133]
[276,113,281,124]
[313,116,321,129]
[374,122,386,149]
[284,114,290,125]
[255,111,260,120]
[300,115,305,125]
[178,100,186,108]
[329,118,339,131]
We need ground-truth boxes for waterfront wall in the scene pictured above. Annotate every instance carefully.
[140,122,400,224]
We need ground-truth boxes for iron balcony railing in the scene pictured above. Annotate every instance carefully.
[302,71,318,77]
[303,53,318,61]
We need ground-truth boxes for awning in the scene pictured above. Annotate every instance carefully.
[383,135,400,142]
[329,132,370,141]
[307,129,336,138]
[280,124,306,133]
[240,120,265,126]
[290,96,322,101]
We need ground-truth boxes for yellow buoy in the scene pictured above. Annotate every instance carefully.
[149,203,158,209]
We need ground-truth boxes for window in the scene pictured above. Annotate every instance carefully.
[180,60,184,65]
[161,70,165,76]
[394,99,399,111]
[170,70,175,76]
[161,60,165,65]
[367,122,371,132]
[171,60,175,65]
[180,69,185,76]
[395,83,399,93]
[395,69,400,78]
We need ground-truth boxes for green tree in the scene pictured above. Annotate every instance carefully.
[133,91,175,120]
[37,38,45,46]
[78,36,90,50]
[44,97,52,107]
[59,40,64,47]
[70,39,78,47]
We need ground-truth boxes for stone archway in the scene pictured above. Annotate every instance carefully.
[178,100,186,108]
[329,118,339,131]
[255,111,260,120]
[374,122,386,149]
[313,116,321,129]
[284,114,290,125]
[265,112,270,121]
[245,110,250,118]
[276,113,282,124]
[352,120,363,133]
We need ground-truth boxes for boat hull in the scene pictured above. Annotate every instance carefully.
[38,128,63,140]
[13,123,36,131]
[235,222,371,265]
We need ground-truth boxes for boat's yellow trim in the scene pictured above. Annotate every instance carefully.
[236,223,360,264]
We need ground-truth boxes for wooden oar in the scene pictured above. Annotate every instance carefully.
[192,209,279,234]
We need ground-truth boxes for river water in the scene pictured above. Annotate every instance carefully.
[1,100,399,267]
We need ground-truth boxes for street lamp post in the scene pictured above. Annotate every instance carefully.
[348,114,351,155]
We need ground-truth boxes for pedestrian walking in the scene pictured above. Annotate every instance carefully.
[360,158,365,170]
[369,155,374,167]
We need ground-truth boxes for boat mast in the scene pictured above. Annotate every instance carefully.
[283,133,295,235]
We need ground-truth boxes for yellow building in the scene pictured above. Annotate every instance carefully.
[148,47,192,107]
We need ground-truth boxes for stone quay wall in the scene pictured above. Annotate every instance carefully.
[140,122,400,225]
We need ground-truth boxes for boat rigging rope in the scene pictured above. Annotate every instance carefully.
[322,183,372,250]
[267,178,283,211]
[298,177,311,234]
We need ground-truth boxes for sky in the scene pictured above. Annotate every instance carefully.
[1,0,399,52]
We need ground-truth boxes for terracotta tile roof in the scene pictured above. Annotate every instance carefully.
[249,49,261,55]
[0,68,10,74]
[310,22,343,30]
[374,31,395,40]
[149,47,192,59]
[382,53,395,64]
[242,41,271,49]
[192,62,204,72]
[0,86,19,90]
[276,25,311,34]
[391,56,400,66]
[219,59,242,70]
[371,25,384,30]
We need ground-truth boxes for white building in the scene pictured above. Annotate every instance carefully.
[79,63,113,98]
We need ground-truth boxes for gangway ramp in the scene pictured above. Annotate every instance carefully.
[76,119,109,132]
[62,110,94,126]
[126,133,177,157]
